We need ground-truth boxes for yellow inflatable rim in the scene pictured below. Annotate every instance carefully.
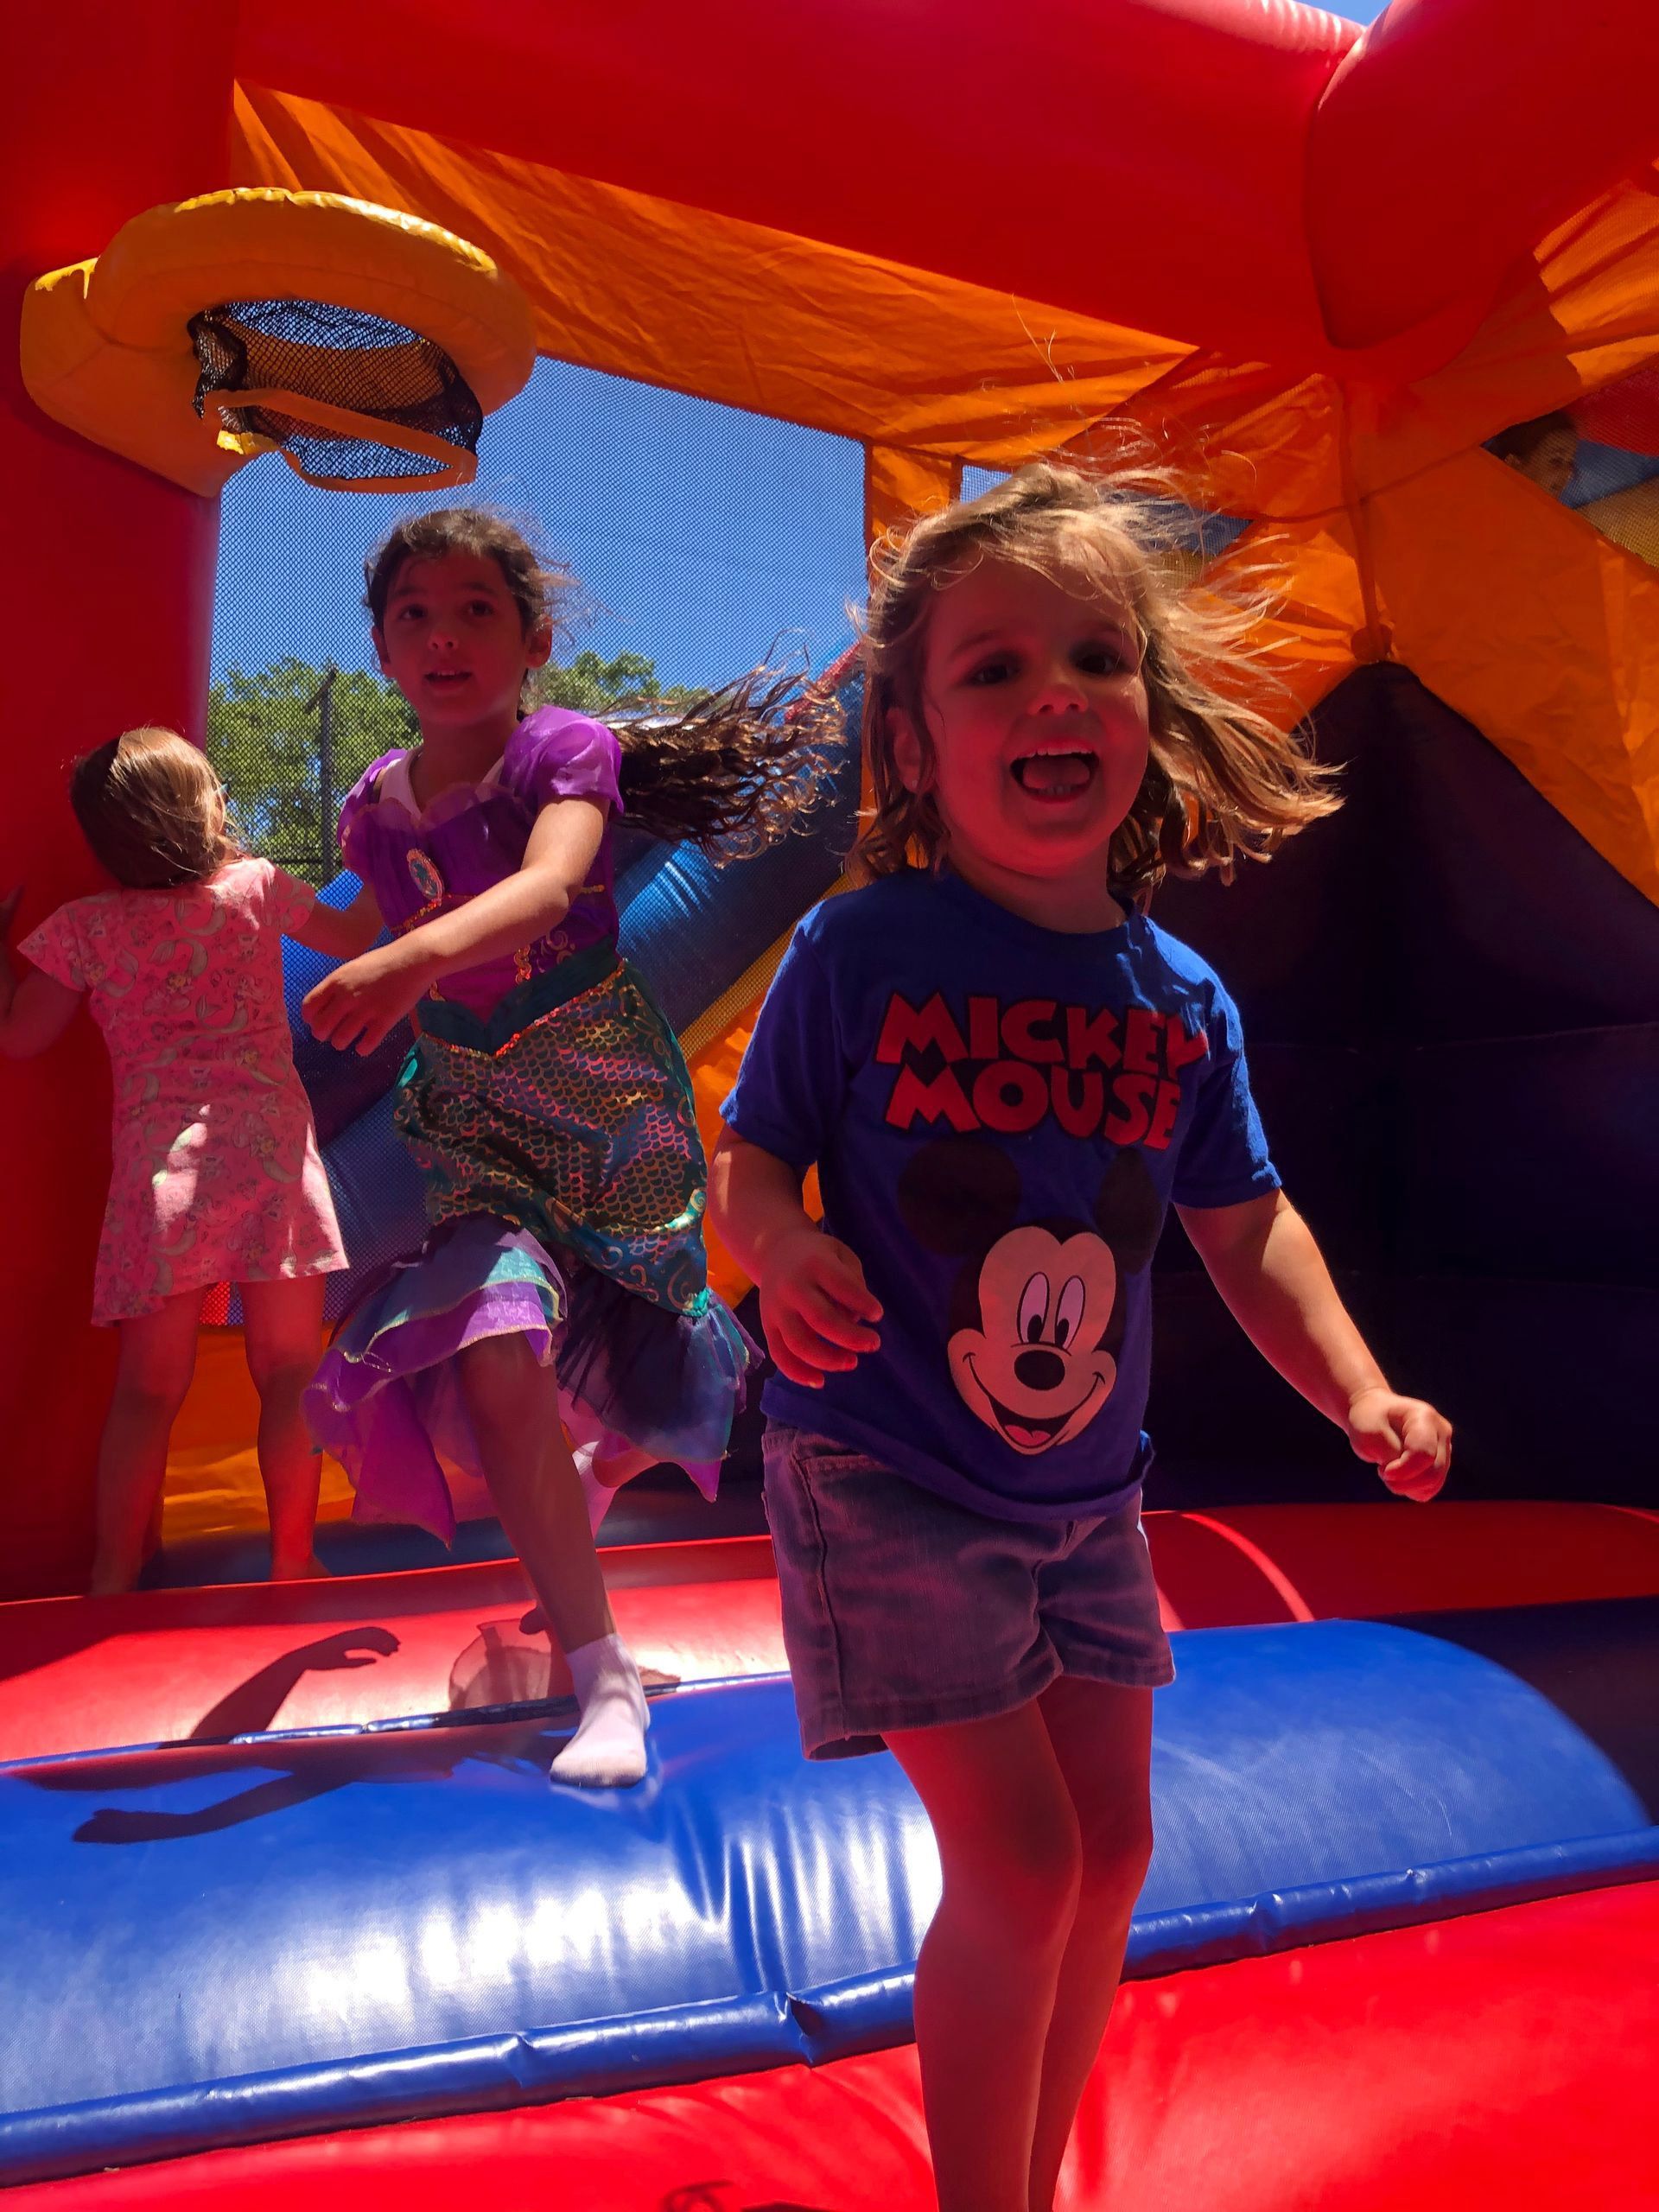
[93,189,534,413]
[22,188,535,495]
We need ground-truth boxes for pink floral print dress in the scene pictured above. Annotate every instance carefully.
[21,857,346,1325]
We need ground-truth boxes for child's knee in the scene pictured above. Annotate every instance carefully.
[249,1351,314,1409]
[111,1367,194,1426]
[457,1332,541,1395]
[1078,1803,1155,1910]
[946,1802,1084,1948]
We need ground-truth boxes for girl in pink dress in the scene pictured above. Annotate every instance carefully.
[0,728,365,1593]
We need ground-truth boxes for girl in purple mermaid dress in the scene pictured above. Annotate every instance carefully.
[301,511,833,1787]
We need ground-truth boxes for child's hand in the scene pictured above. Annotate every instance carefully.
[757,1225,882,1389]
[303,941,437,1055]
[1345,1386,1452,1501]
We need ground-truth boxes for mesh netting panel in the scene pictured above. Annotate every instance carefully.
[209,357,867,1325]
[1563,367,1659,566]
[1485,378,1659,564]
[1572,364,1659,464]
[190,298,483,485]
[961,464,1249,565]
[209,357,866,880]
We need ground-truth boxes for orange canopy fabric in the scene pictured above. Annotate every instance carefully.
[232,87,1194,511]
[230,0,1354,366]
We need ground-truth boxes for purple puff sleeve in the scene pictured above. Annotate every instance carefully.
[500,708,625,817]
[334,750,410,875]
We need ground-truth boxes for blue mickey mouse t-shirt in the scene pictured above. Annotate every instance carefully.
[722,868,1280,1522]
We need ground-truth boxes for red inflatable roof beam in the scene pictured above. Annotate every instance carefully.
[233,0,1357,361]
[1309,0,1659,351]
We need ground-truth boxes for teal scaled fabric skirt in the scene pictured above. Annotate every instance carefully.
[304,945,751,1542]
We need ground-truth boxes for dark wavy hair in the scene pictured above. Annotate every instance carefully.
[365,509,841,853]
[1486,411,1576,467]
[855,460,1341,906]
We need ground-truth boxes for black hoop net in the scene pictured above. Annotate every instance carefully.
[189,297,483,486]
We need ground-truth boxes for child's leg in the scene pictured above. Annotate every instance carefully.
[456,1332,649,1788]
[240,1277,329,1580]
[886,1708,1084,2212]
[89,1293,201,1594]
[559,1396,657,1530]
[585,1441,656,1490]
[1026,1679,1156,2212]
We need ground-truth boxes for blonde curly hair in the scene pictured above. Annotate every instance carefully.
[855,460,1339,906]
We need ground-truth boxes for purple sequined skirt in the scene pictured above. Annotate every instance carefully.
[305,1215,753,1543]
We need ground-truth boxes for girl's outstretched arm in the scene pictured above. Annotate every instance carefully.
[286,880,385,964]
[1177,1188,1452,1500]
[302,798,606,1054]
[708,1131,882,1389]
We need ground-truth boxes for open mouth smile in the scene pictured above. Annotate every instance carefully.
[1010,743,1099,801]
[988,1396,1073,1448]
[966,1357,1107,1451]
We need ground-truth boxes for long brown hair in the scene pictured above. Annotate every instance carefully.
[70,727,239,890]
[365,509,842,853]
[855,461,1340,905]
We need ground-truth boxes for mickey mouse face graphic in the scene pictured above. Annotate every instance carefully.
[898,1136,1163,1456]
[961,1222,1122,1452]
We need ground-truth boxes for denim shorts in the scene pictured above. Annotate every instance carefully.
[762,1423,1175,1759]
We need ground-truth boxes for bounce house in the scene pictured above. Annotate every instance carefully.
[3,1,1659,2204]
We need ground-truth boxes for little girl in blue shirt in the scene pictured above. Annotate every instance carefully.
[711,462,1452,2212]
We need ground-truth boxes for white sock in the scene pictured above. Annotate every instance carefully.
[550,1632,650,1789]
[569,1443,614,1537]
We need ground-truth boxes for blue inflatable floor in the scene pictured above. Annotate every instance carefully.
[3,1605,1656,2185]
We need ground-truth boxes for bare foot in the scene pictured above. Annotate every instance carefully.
[270,1553,330,1582]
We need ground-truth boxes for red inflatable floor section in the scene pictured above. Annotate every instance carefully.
[3,1502,1659,1763]
[13,1880,1657,2210]
[0,1536,783,1763]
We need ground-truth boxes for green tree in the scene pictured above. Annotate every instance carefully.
[207,650,695,884]
[207,658,415,884]
[527,648,697,715]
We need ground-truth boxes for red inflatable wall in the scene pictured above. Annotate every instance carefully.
[0,1,231,1595]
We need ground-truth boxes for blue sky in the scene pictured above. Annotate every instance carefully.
[213,361,869,692]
